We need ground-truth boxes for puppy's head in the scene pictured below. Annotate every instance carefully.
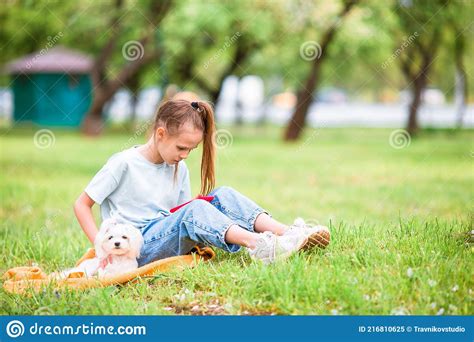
[95,218,144,260]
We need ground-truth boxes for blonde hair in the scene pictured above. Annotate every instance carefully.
[152,99,216,195]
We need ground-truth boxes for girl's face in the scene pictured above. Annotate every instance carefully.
[156,122,203,165]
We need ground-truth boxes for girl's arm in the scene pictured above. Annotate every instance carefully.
[73,192,99,244]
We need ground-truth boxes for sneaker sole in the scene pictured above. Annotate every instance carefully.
[302,228,331,250]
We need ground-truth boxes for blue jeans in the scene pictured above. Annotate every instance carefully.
[137,186,269,267]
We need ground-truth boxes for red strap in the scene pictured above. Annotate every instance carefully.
[99,255,114,269]
[169,195,215,213]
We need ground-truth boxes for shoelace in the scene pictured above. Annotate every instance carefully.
[287,224,305,232]
[291,222,326,232]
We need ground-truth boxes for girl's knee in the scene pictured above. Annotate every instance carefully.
[211,185,236,197]
[185,198,215,211]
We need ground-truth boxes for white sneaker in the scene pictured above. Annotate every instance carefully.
[247,231,308,265]
[285,218,331,250]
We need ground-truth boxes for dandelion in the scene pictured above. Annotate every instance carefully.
[406,268,414,278]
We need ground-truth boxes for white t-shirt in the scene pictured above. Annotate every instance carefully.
[85,145,192,228]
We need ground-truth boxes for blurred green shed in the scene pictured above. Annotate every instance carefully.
[5,46,93,127]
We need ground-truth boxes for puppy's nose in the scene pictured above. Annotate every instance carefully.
[114,242,120,247]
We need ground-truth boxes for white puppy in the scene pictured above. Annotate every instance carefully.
[93,218,144,277]
[57,218,143,279]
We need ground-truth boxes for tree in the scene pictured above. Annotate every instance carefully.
[395,0,452,135]
[160,1,283,105]
[82,0,172,135]
[453,20,468,128]
[0,0,172,134]
[284,0,358,141]
[445,1,471,129]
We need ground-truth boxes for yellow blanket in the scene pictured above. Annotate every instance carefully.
[2,246,215,295]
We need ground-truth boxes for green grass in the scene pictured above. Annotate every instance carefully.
[0,125,473,315]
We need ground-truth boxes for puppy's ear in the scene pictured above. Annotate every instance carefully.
[126,225,144,259]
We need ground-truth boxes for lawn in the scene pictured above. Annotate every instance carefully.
[0,125,472,315]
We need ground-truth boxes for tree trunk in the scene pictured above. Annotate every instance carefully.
[130,90,139,127]
[284,63,321,140]
[127,72,141,130]
[81,90,111,135]
[455,67,467,128]
[284,0,358,141]
[406,78,425,136]
[453,29,467,129]
[401,28,439,137]
[406,56,435,136]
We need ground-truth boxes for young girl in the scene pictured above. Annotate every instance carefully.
[74,100,330,265]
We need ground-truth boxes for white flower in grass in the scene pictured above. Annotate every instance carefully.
[451,284,459,292]
[174,288,194,302]
[448,304,458,312]
[428,279,437,287]
[430,302,437,309]
[34,307,54,315]
[363,294,370,301]
[390,307,409,315]
[330,309,339,315]
[174,293,186,302]
[436,308,445,315]
[406,268,414,278]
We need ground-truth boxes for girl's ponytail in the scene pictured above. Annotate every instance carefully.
[194,101,216,195]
